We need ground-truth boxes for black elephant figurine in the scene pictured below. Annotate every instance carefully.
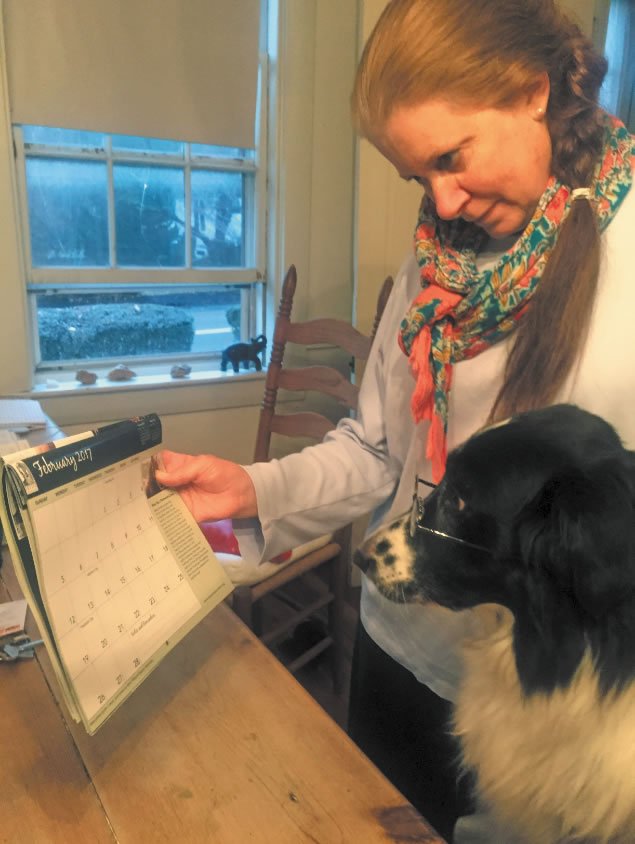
[221,334,267,373]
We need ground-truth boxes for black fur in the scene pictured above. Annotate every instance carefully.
[360,404,635,698]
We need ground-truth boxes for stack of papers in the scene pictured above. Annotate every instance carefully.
[0,398,47,430]
[0,430,30,457]
[0,599,27,638]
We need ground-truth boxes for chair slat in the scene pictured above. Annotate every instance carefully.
[250,542,342,600]
[261,593,334,646]
[286,319,371,360]
[269,411,334,442]
[278,366,359,408]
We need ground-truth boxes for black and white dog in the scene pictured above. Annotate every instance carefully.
[356,404,635,843]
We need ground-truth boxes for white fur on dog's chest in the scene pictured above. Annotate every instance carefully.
[454,607,635,843]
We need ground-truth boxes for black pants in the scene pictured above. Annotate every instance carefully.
[347,621,474,842]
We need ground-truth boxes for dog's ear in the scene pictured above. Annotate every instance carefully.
[516,456,635,620]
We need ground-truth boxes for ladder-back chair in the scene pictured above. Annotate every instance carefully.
[231,264,393,692]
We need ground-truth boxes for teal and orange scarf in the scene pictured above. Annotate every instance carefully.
[399,116,634,482]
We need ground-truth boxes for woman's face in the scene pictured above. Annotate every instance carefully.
[374,94,553,240]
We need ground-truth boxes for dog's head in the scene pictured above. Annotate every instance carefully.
[356,404,635,694]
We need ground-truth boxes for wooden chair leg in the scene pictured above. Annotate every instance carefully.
[233,585,265,636]
[329,549,347,695]
[252,599,264,637]
[232,586,254,629]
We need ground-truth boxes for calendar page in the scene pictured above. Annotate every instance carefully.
[0,415,233,734]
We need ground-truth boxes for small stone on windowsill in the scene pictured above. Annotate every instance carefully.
[76,369,98,385]
[170,364,192,379]
[107,364,137,382]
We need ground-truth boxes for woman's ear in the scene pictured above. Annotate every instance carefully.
[527,70,550,119]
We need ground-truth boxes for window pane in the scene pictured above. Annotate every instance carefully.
[34,286,249,363]
[112,135,184,156]
[114,165,185,267]
[191,170,244,267]
[26,158,109,267]
[191,143,253,160]
[23,125,106,150]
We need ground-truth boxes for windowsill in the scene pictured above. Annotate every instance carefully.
[15,365,268,429]
[29,364,265,397]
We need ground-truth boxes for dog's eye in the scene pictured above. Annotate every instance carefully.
[445,486,466,512]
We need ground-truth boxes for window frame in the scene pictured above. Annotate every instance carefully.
[11,53,269,375]
[15,129,263,285]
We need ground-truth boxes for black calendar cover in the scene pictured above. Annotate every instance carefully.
[0,414,233,734]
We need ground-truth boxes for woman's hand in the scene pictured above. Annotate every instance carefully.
[154,450,258,523]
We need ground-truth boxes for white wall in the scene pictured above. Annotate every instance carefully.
[558,0,596,38]
[287,0,357,323]
[0,18,32,394]
[353,0,425,336]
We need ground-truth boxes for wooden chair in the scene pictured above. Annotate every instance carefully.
[231,264,393,693]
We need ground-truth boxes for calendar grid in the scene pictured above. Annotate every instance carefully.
[31,454,202,722]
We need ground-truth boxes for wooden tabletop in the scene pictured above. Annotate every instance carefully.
[0,552,444,843]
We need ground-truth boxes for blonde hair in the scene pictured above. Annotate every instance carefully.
[352,0,609,421]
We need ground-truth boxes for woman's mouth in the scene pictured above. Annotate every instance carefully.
[470,205,496,226]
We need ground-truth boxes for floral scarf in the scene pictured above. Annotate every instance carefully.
[399,116,634,482]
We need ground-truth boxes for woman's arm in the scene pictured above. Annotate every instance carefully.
[157,257,414,562]
[157,342,399,561]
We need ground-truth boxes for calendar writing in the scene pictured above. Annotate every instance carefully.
[32,456,206,722]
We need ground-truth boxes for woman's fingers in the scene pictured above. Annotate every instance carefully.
[153,450,258,521]
[154,451,211,488]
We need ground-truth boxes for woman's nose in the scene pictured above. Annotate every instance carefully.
[429,176,469,221]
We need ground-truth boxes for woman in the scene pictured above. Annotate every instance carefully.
[156,1,634,840]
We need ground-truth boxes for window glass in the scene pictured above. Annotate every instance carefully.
[26,158,109,267]
[114,164,186,267]
[23,126,106,150]
[112,135,184,156]
[191,143,253,160]
[191,170,244,267]
[600,0,634,131]
[34,286,245,363]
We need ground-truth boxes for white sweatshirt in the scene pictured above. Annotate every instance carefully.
[243,185,635,701]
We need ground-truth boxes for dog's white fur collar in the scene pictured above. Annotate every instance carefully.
[455,605,635,843]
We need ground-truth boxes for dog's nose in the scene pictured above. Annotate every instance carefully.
[353,549,370,573]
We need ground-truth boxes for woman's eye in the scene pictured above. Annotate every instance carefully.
[436,151,459,171]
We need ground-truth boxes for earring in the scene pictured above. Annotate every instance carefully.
[534,106,546,120]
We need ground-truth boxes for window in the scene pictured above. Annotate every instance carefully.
[15,125,263,367]
[600,0,634,132]
[3,0,266,382]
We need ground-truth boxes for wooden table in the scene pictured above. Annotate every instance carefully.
[0,551,443,843]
